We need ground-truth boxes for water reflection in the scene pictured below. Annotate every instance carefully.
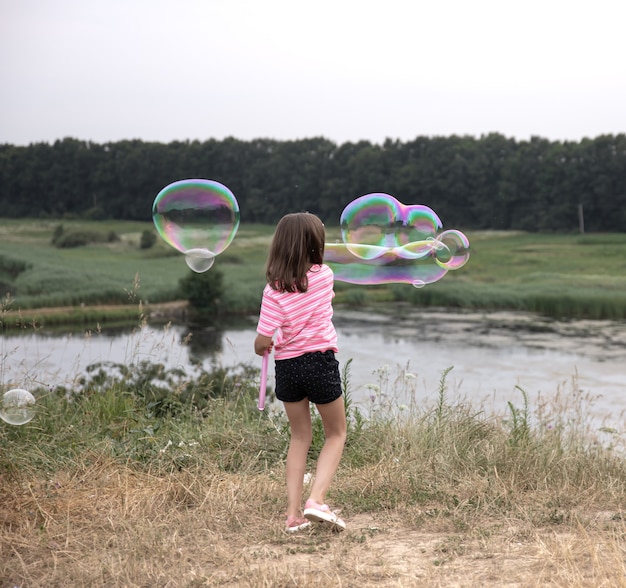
[182,324,224,363]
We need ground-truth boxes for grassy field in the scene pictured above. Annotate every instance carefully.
[1,219,626,328]
[2,360,626,586]
[0,219,271,313]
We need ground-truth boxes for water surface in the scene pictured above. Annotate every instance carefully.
[2,309,625,425]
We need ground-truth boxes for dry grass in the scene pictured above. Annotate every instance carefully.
[2,453,626,588]
[3,360,626,587]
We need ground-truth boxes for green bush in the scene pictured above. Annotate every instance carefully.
[139,230,157,249]
[0,255,29,279]
[82,206,108,221]
[76,359,260,419]
[54,230,108,248]
[178,268,224,322]
[51,224,64,245]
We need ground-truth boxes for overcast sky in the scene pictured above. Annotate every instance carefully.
[2,0,625,146]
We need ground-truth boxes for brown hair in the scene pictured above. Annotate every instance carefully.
[266,212,325,293]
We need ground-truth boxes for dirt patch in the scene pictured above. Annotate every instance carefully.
[236,512,625,587]
[2,467,625,587]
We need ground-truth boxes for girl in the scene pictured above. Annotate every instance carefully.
[254,212,347,533]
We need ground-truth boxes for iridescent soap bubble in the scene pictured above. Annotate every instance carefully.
[435,230,471,270]
[0,388,36,426]
[341,193,442,251]
[152,179,240,273]
[184,249,215,273]
[325,193,470,287]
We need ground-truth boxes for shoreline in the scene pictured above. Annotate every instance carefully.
[3,301,626,364]
[0,300,190,331]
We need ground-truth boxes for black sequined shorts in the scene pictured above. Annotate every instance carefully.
[274,350,342,405]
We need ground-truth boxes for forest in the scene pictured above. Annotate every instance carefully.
[1,133,625,232]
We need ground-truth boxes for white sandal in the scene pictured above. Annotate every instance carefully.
[303,499,346,531]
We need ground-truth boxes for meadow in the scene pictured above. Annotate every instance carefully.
[0,219,272,326]
[2,219,626,586]
[1,219,626,328]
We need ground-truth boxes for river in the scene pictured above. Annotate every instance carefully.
[2,308,625,428]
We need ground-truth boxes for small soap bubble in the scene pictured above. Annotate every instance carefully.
[1,389,36,426]
[325,193,470,286]
[152,179,240,272]
[435,230,471,270]
[184,249,216,273]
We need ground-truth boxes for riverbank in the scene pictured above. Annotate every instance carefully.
[0,300,190,331]
[3,306,626,430]
[3,357,626,587]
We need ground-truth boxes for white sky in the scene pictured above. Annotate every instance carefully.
[1,0,625,146]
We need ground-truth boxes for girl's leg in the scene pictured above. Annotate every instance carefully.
[282,398,313,518]
[307,396,347,505]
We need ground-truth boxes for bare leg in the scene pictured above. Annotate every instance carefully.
[282,398,312,518]
[308,396,347,505]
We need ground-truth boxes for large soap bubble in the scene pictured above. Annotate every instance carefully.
[325,193,470,287]
[341,192,442,249]
[152,179,240,273]
[0,388,36,426]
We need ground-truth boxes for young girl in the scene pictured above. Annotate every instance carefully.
[254,212,347,533]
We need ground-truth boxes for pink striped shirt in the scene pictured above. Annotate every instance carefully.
[256,264,338,360]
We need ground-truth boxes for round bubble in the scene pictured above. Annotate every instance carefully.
[435,230,471,270]
[184,249,216,273]
[325,193,470,286]
[1,388,36,426]
[152,179,240,271]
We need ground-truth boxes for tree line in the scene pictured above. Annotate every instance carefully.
[1,133,625,232]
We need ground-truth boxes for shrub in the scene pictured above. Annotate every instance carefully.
[0,255,29,279]
[82,206,108,220]
[53,230,108,248]
[51,224,64,245]
[139,230,157,250]
[178,268,224,322]
[54,231,92,248]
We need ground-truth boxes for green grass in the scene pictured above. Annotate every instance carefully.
[2,359,276,472]
[0,219,186,307]
[1,219,626,321]
[387,231,626,319]
[0,219,273,315]
[3,360,626,523]
[3,347,626,584]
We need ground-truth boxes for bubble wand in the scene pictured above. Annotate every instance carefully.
[257,349,269,411]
